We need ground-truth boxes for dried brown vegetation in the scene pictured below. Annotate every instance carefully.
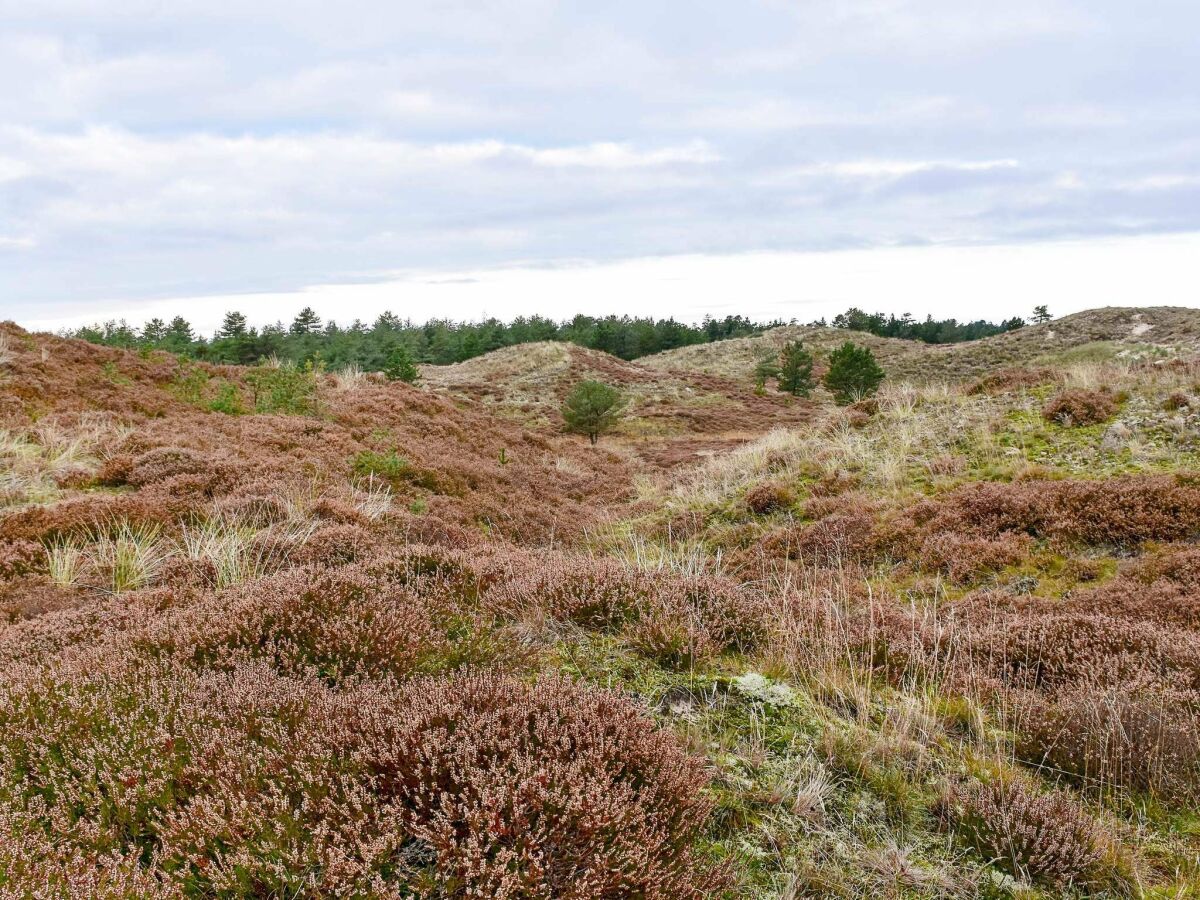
[4,319,1200,897]
[1042,387,1119,426]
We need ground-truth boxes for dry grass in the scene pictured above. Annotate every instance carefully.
[91,521,173,593]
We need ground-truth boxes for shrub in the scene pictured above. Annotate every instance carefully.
[745,481,793,515]
[351,449,439,491]
[943,777,1104,886]
[365,673,726,898]
[1042,388,1118,426]
[917,532,1031,584]
[562,380,624,444]
[207,380,244,414]
[1163,391,1191,412]
[823,341,885,405]
[752,352,780,392]
[967,366,1058,395]
[1018,688,1200,801]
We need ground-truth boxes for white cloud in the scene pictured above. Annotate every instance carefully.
[782,159,1020,179]
[1,1,1198,315]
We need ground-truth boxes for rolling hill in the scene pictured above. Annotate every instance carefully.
[641,306,1200,384]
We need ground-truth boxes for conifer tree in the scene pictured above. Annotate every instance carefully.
[777,340,815,396]
[823,341,885,405]
[562,380,623,445]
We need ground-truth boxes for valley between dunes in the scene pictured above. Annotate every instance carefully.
[2,306,1200,898]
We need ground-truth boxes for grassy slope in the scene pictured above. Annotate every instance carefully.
[641,306,1200,384]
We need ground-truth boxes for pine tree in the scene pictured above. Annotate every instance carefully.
[823,341,885,405]
[383,345,420,383]
[141,318,167,343]
[216,311,248,339]
[290,306,323,335]
[776,341,815,396]
[562,380,623,445]
[752,353,781,392]
[1032,305,1052,324]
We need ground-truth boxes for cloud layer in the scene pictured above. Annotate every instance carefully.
[2,0,1198,321]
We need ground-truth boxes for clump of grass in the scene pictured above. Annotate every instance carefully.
[182,515,314,589]
[351,475,393,520]
[91,522,172,593]
[332,363,366,391]
[44,539,86,588]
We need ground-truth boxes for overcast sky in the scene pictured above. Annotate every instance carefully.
[4,1,1199,334]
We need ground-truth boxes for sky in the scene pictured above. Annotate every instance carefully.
[3,1,1199,334]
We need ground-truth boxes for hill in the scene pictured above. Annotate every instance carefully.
[2,311,1200,897]
[420,340,815,467]
[643,306,1200,384]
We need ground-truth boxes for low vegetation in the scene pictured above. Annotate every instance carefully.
[3,310,1200,897]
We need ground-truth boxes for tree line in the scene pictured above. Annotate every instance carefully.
[68,310,768,368]
[811,308,1028,343]
[65,305,1041,369]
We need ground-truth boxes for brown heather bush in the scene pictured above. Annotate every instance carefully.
[362,673,727,898]
[941,777,1104,886]
[1162,390,1191,411]
[1065,576,1200,629]
[1042,387,1118,426]
[744,480,793,515]
[917,532,1031,584]
[0,660,723,898]
[967,366,1059,395]
[483,551,767,664]
[1017,687,1200,802]
[916,475,1200,549]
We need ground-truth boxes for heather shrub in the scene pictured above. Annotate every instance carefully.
[0,539,42,580]
[484,554,766,660]
[1042,387,1118,426]
[967,366,1058,395]
[744,481,793,515]
[363,673,726,898]
[942,777,1104,886]
[172,564,463,679]
[287,522,381,568]
[625,604,720,669]
[1065,577,1200,629]
[921,475,1200,549]
[1017,687,1200,801]
[982,612,1200,693]
[917,532,1031,583]
[487,555,654,629]
[764,508,881,565]
[1163,390,1191,411]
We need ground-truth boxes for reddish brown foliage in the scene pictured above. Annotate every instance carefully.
[1042,388,1118,426]
[364,673,727,898]
[942,778,1104,886]
[744,481,793,515]
[966,366,1059,395]
[0,661,723,898]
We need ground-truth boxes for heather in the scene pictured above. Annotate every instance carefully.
[4,316,1200,897]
